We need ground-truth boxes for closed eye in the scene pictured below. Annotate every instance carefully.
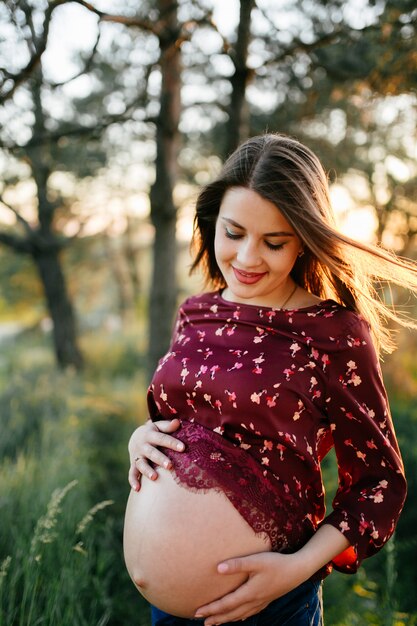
[225,228,285,251]
[225,228,243,240]
[265,241,284,251]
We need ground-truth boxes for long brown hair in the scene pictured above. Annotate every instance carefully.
[191,133,417,355]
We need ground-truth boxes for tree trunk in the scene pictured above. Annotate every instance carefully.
[21,66,84,369]
[225,0,255,157]
[33,248,83,369]
[147,0,182,378]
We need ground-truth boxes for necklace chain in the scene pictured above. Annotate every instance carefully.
[279,283,298,309]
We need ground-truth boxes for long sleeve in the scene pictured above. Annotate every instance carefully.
[147,301,188,420]
[322,316,407,573]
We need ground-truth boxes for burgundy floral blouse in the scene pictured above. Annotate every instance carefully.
[147,291,407,574]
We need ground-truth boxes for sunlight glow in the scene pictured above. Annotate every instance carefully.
[330,184,377,243]
[1,181,38,226]
[340,206,378,243]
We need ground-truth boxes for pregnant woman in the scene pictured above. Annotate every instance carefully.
[124,133,416,626]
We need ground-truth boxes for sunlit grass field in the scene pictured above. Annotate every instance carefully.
[0,325,150,626]
[0,321,416,625]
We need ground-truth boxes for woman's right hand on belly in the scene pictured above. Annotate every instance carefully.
[128,418,184,491]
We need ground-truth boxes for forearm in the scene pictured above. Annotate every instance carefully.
[293,524,350,580]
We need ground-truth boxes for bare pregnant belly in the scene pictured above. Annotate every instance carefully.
[123,467,271,618]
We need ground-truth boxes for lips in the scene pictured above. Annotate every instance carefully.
[232,267,267,284]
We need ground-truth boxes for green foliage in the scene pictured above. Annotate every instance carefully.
[320,353,417,625]
[0,249,43,320]
[384,396,417,615]
[0,334,150,626]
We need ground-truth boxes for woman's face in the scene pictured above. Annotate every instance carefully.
[214,187,302,307]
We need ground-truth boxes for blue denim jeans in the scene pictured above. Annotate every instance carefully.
[151,579,323,625]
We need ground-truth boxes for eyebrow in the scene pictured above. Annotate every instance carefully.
[221,217,295,238]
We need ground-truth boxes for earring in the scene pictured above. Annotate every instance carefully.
[298,249,305,258]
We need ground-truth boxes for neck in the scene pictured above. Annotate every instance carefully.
[279,282,298,309]
[221,281,299,309]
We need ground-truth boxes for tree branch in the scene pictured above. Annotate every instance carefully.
[48,28,102,89]
[0,194,67,253]
[259,14,408,69]
[0,194,36,238]
[184,99,228,113]
[69,0,158,33]
[0,84,157,153]
[188,4,231,53]
[0,231,32,254]
[0,0,158,104]
[0,0,69,103]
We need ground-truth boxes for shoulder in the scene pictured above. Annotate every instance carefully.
[301,299,374,354]
[298,293,368,332]
[331,307,371,342]
[318,307,380,372]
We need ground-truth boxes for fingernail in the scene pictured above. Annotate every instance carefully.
[176,442,184,451]
[218,563,228,573]
[164,460,171,469]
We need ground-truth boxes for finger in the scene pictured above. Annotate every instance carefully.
[142,436,184,470]
[128,464,142,491]
[151,430,185,453]
[140,443,173,471]
[127,421,184,482]
[134,456,158,480]
[216,556,252,575]
[152,418,181,433]
[201,592,268,626]
[203,602,254,626]
[195,578,251,618]
[203,601,261,626]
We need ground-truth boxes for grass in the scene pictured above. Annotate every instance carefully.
[0,327,150,626]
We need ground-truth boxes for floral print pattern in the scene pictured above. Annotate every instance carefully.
[147,291,407,574]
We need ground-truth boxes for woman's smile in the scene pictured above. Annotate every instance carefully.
[214,187,302,308]
[232,267,268,284]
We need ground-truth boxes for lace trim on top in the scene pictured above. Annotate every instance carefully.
[161,420,313,552]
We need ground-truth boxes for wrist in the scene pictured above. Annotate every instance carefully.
[285,549,318,585]
[291,545,324,582]
[268,552,312,592]
[294,524,351,579]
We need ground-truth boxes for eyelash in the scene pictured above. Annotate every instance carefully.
[225,229,284,251]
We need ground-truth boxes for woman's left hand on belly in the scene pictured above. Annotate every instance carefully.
[194,551,307,626]
[128,418,184,491]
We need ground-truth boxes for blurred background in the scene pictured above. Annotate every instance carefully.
[0,0,416,624]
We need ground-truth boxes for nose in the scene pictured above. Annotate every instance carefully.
[236,238,262,268]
